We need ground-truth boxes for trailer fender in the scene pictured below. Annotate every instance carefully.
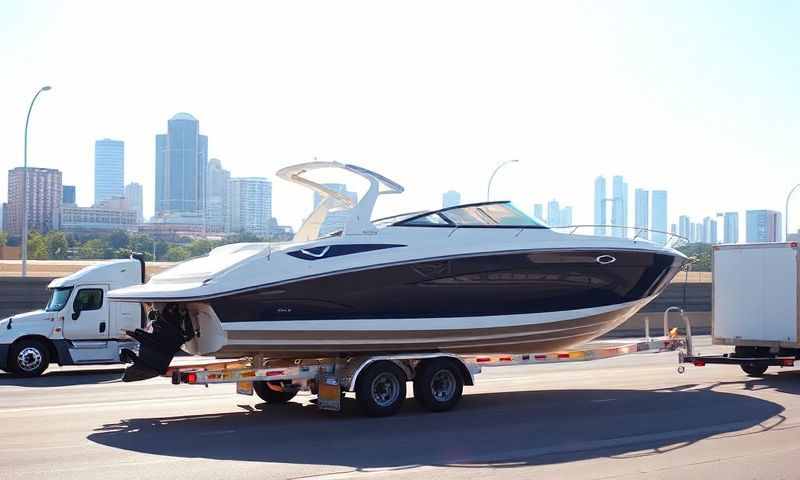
[345,353,475,392]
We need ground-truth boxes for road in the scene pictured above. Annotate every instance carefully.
[1,337,798,480]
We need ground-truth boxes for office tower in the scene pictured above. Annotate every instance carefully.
[701,216,719,244]
[670,223,677,234]
[313,183,358,235]
[228,177,272,237]
[722,212,739,244]
[62,185,76,206]
[746,210,782,243]
[5,167,62,235]
[206,159,230,233]
[560,206,573,226]
[678,215,691,240]
[442,190,461,208]
[710,219,718,244]
[547,200,561,226]
[634,189,649,239]
[594,176,606,235]
[94,139,124,205]
[124,182,144,223]
[651,190,668,245]
[611,176,628,237]
[155,113,208,215]
[533,203,544,221]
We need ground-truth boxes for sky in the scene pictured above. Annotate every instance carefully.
[1,1,798,233]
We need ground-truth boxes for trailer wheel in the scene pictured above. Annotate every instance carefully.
[355,361,407,417]
[9,339,50,377]
[741,363,768,377]
[253,381,297,404]
[413,358,464,413]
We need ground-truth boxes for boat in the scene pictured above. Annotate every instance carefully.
[109,161,687,381]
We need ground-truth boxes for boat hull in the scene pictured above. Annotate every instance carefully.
[203,296,654,358]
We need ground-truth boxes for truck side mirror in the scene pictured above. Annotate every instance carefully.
[72,305,81,320]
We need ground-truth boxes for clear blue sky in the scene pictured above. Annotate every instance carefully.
[1,1,798,231]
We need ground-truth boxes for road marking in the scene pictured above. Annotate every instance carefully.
[0,394,236,415]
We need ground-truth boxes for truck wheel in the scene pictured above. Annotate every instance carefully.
[355,361,407,417]
[9,339,50,377]
[413,358,464,413]
[741,363,768,377]
[253,381,297,404]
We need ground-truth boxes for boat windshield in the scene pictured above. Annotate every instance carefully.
[396,202,548,228]
[46,287,73,312]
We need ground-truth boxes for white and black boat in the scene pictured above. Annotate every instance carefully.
[109,162,686,381]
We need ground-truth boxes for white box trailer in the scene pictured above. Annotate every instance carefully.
[679,242,800,376]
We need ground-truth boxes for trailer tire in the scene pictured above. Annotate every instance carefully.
[9,338,50,377]
[253,381,297,404]
[413,358,464,413]
[355,361,407,417]
[741,363,768,377]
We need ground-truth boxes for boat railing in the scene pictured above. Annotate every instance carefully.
[550,224,689,249]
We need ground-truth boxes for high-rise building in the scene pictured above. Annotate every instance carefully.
[5,167,62,235]
[701,217,718,244]
[206,159,230,233]
[228,177,272,237]
[533,203,544,221]
[746,210,782,243]
[611,176,628,237]
[62,185,76,206]
[634,188,649,239]
[155,113,208,215]
[594,176,606,235]
[678,215,691,240]
[651,190,668,245]
[710,219,718,244]
[722,212,739,244]
[94,139,124,205]
[547,200,561,226]
[124,182,144,223]
[560,206,573,227]
[313,183,358,236]
[442,190,461,208]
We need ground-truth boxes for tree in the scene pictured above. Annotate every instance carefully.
[677,243,712,272]
[78,238,109,260]
[27,231,48,260]
[109,230,130,250]
[165,245,191,262]
[46,231,69,259]
[0,231,7,246]
[188,239,214,258]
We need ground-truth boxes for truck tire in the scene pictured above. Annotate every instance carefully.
[9,339,50,377]
[741,363,768,377]
[355,361,407,417]
[253,381,297,404]
[413,358,464,413]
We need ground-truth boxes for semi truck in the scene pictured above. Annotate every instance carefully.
[0,255,145,377]
[680,242,800,375]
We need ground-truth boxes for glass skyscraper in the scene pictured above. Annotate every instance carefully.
[722,212,739,243]
[124,182,144,223]
[746,210,782,243]
[651,190,668,245]
[634,188,649,239]
[155,113,208,215]
[611,175,628,237]
[594,176,606,235]
[207,158,230,233]
[94,139,124,205]
[442,190,461,208]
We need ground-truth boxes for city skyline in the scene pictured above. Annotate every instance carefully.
[2,2,798,233]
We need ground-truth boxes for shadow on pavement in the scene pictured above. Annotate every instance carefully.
[87,381,787,470]
[0,368,124,387]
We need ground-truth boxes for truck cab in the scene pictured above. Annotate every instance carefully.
[0,256,145,377]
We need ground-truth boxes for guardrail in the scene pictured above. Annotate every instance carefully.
[551,225,688,249]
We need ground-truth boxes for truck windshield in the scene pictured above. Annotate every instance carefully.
[46,287,73,312]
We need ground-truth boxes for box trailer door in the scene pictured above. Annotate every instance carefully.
[714,244,798,343]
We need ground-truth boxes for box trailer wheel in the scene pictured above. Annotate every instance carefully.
[740,363,769,377]
[253,381,297,404]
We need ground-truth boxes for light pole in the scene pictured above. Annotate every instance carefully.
[786,183,800,241]
[21,85,52,277]
[486,159,519,201]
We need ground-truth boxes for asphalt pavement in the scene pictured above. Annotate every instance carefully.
[1,336,799,480]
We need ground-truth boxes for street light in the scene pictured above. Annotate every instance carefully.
[785,183,800,241]
[21,85,52,277]
[486,159,519,201]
